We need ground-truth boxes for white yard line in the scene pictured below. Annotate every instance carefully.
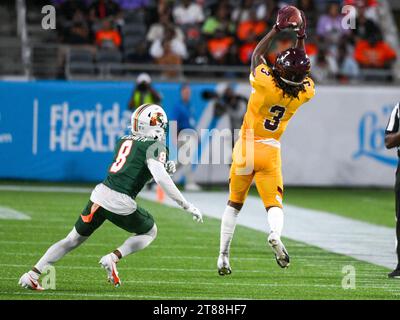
[0,206,31,220]
[0,185,397,269]
[139,191,398,270]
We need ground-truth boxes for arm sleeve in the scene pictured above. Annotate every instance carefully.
[147,158,189,208]
[386,103,400,134]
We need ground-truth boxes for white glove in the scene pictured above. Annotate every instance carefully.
[184,202,203,223]
[165,160,176,175]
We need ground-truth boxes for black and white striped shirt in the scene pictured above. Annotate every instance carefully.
[386,102,400,154]
[386,103,400,134]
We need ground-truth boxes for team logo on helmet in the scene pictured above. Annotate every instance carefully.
[150,112,166,127]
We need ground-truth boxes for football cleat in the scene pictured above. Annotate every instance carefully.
[217,254,232,276]
[268,232,290,268]
[388,269,400,279]
[99,254,121,287]
[18,272,44,291]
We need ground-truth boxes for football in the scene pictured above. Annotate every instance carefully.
[285,5,303,30]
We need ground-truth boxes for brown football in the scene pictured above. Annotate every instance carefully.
[286,6,303,29]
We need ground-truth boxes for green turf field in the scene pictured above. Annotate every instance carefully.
[284,188,396,228]
[0,188,399,300]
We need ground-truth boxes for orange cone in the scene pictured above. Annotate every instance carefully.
[156,184,165,203]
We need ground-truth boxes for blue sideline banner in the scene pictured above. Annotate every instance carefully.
[0,81,213,182]
[1,81,399,186]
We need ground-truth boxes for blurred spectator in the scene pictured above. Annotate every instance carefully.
[344,0,379,22]
[207,29,234,64]
[125,42,151,63]
[173,0,205,25]
[267,32,295,64]
[305,40,318,60]
[89,0,121,23]
[354,33,397,69]
[202,85,247,145]
[311,48,338,83]
[147,12,185,43]
[95,19,122,48]
[317,2,349,45]
[336,41,360,81]
[150,26,188,60]
[65,12,91,44]
[238,33,257,64]
[202,4,235,36]
[128,73,161,111]
[296,0,317,31]
[232,0,256,23]
[352,7,380,41]
[170,84,196,134]
[236,9,267,41]
[219,86,247,143]
[156,41,183,79]
[58,0,88,21]
[190,42,210,65]
[169,84,201,191]
[252,0,278,22]
[116,0,150,11]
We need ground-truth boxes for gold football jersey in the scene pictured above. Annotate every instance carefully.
[241,63,315,141]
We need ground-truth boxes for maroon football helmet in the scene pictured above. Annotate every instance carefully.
[273,48,311,86]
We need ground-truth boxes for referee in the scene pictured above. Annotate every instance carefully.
[385,102,400,278]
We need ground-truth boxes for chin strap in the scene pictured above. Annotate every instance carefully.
[280,77,303,86]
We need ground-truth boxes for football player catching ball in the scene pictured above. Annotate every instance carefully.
[217,6,315,275]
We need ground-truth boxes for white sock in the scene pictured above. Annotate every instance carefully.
[219,206,240,256]
[35,228,87,273]
[267,207,284,237]
[28,270,39,280]
[117,224,157,258]
[110,253,120,263]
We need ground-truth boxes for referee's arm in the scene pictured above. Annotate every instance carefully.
[385,103,400,149]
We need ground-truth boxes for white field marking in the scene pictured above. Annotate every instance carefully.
[0,291,252,300]
[0,206,30,220]
[32,99,38,155]
[1,276,365,290]
[4,276,397,291]
[9,275,394,290]
[0,263,389,279]
[138,191,398,270]
[0,263,270,273]
[0,185,93,193]
[1,251,278,262]
[1,276,341,288]
[0,185,397,269]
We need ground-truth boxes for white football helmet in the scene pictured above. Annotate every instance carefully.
[130,103,168,140]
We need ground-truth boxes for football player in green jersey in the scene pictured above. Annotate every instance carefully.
[19,104,203,290]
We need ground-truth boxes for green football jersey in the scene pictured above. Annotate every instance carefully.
[103,135,168,198]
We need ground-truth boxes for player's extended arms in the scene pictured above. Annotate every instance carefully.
[250,28,278,72]
[295,10,306,51]
[147,159,203,222]
[385,132,400,149]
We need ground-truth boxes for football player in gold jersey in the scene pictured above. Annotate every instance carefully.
[217,6,315,275]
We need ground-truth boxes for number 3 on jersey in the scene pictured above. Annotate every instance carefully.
[264,105,286,131]
[110,140,133,173]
